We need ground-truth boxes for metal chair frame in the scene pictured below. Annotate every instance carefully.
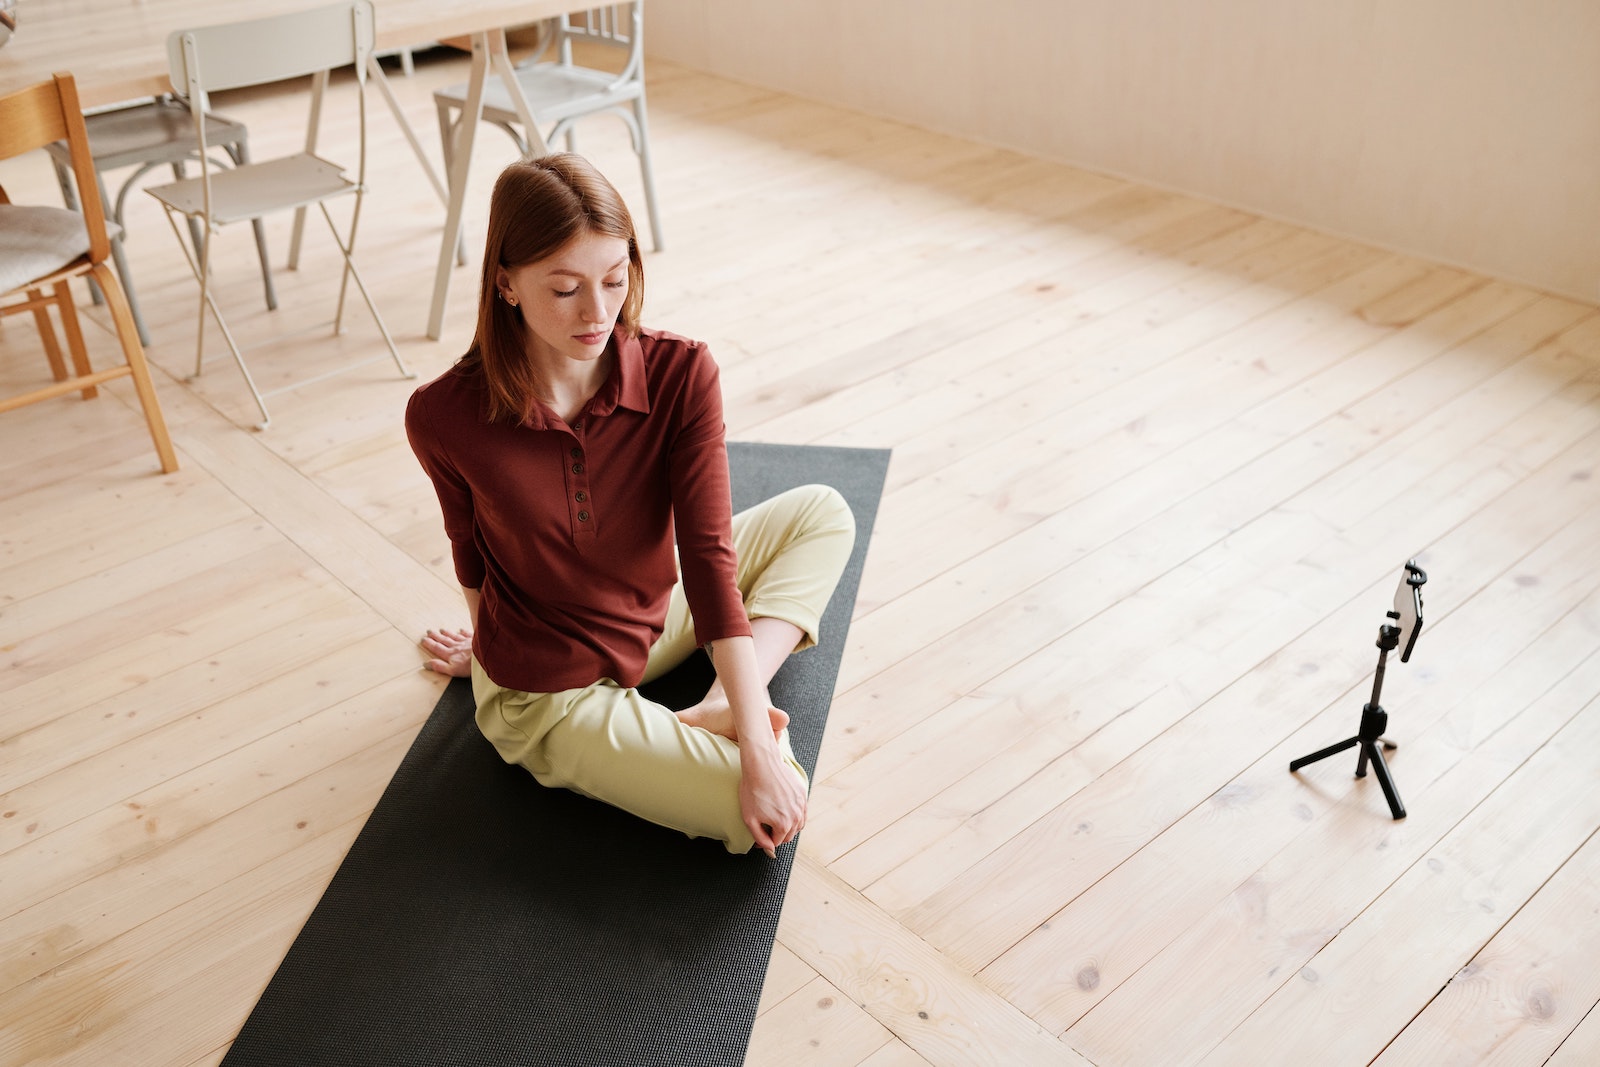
[433,4,664,252]
[145,0,412,429]
[44,94,277,345]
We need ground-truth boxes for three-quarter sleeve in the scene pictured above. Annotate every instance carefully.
[406,387,486,590]
[668,347,753,647]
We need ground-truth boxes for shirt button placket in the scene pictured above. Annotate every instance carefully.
[568,437,594,539]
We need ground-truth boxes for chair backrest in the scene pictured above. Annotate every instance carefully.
[165,0,375,220]
[166,0,375,98]
[0,73,110,268]
[557,3,644,87]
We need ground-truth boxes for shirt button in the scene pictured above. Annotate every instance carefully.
[570,447,582,458]
[575,491,587,502]
[577,510,590,522]
[572,462,584,474]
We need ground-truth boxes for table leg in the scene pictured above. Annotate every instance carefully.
[485,27,550,157]
[426,25,563,340]
[427,32,490,341]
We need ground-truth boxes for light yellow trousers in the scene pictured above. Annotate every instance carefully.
[472,483,856,854]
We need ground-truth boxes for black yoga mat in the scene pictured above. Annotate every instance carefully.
[221,442,890,1067]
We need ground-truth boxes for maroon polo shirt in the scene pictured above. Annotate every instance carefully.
[405,327,752,693]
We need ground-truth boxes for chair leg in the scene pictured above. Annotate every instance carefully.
[90,261,179,473]
[88,172,125,309]
[333,215,353,335]
[161,206,210,381]
[632,96,665,253]
[434,96,455,177]
[90,164,154,344]
[492,118,532,158]
[50,155,79,214]
[249,218,278,312]
[52,157,110,309]
[108,231,153,347]
[201,269,273,429]
[28,287,70,382]
[171,160,209,269]
[52,280,100,400]
[321,198,412,381]
[228,140,279,312]
[163,203,272,427]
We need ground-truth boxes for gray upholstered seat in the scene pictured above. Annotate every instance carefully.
[0,73,178,474]
[0,203,120,293]
[43,95,275,345]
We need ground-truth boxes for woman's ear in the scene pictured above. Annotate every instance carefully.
[494,266,512,299]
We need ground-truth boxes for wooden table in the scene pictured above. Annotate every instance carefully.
[0,0,582,339]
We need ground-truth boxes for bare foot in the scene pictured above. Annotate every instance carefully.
[677,701,789,742]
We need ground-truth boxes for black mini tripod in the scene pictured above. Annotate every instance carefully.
[1289,562,1427,821]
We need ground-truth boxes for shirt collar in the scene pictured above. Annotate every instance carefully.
[589,329,650,417]
[515,328,650,429]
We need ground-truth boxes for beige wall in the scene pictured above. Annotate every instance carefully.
[646,0,1600,303]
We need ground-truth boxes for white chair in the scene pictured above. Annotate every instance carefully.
[432,4,664,252]
[145,0,411,429]
[0,72,179,474]
[44,95,278,346]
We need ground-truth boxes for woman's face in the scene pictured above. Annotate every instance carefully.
[497,229,630,369]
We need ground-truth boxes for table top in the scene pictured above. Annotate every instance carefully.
[0,0,573,107]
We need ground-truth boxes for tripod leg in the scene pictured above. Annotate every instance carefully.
[1360,738,1399,775]
[1364,741,1407,820]
[1289,736,1360,773]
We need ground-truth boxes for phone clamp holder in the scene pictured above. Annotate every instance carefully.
[1289,561,1427,821]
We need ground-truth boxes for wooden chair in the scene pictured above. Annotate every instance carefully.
[145,0,412,429]
[433,3,664,252]
[0,72,179,475]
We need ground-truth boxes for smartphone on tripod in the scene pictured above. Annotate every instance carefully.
[1392,561,1426,662]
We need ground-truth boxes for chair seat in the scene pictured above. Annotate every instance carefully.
[45,98,249,171]
[428,3,663,256]
[43,98,271,346]
[147,153,353,225]
[437,63,643,127]
[142,0,408,430]
[0,203,123,292]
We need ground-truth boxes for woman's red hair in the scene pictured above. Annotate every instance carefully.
[463,154,644,423]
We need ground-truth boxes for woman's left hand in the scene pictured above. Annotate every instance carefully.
[420,627,474,677]
[739,737,808,858]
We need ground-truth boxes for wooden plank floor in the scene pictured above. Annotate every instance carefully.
[3,47,1599,1066]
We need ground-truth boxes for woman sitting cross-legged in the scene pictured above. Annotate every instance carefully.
[407,154,855,856]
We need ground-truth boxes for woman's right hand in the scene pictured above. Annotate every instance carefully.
[420,627,474,677]
[739,737,808,859]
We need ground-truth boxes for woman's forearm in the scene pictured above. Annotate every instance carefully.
[463,587,481,629]
[707,631,808,855]
[707,635,778,754]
